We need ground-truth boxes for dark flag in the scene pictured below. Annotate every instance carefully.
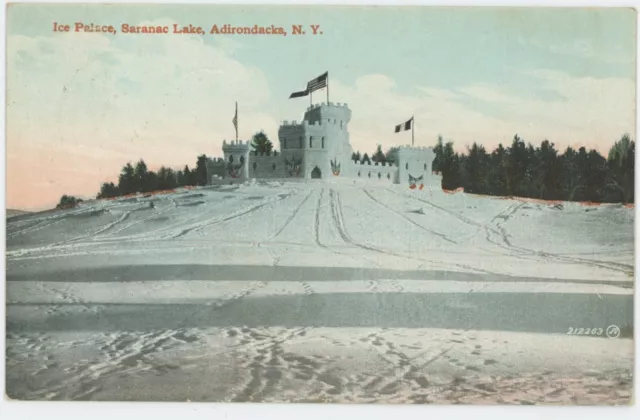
[289,72,329,99]
[232,102,238,140]
[394,117,413,133]
[289,88,309,99]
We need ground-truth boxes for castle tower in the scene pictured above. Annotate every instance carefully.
[277,102,353,179]
[222,139,251,180]
[396,146,437,186]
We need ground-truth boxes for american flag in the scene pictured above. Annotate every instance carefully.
[232,102,238,140]
[289,72,328,99]
[306,71,328,93]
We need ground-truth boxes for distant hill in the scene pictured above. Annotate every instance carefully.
[6,209,32,219]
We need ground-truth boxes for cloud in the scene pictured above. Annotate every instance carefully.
[6,22,276,209]
[527,37,634,65]
[331,70,634,156]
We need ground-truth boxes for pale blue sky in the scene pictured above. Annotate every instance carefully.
[8,6,635,93]
[6,5,637,209]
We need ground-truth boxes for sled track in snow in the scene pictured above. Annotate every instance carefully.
[336,188,504,275]
[314,188,380,267]
[362,188,457,244]
[328,189,436,269]
[7,218,68,240]
[385,188,483,229]
[53,210,136,246]
[484,202,633,274]
[171,193,294,239]
[94,193,247,242]
[313,188,326,248]
[6,205,106,239]
[389,188,633,275]
[272,190,314,240]
[96,202,178,239]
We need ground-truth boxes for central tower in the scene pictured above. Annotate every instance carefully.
[277,102,353,179]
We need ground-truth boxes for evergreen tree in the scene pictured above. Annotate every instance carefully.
[532,140,560,199]
[386,147,399,164]
[439,141,459,189]
[251,131,273,155]
[145,171,159,193]
[559,147,585,201]
[195,154,208,186]
[97,182,120,199]
[57,195,83,209]
[118,162,135,195]
[433,135,445,172]
[461,142,489,194]
[488,143,508,196]
[372,145,386,164]
[157,167,178,190]
[506,134,528,196]
[361,153,371,165]
[583,149,608,202]
[606,133,635,203]
[133,159,149,192]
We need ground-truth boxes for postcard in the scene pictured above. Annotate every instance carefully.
[4,3,636,405]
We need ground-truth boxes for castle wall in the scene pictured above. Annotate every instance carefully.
[349,160,398,182]
[206,158,227,182]
[247,155,290,178]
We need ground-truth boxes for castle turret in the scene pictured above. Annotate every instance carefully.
[222,139,251,180]
[277,102,353,179]
[396,145,437,186]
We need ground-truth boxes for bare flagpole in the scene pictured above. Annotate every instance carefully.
[235,101,238,142]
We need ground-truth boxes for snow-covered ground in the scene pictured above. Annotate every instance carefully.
[5,180,635,403]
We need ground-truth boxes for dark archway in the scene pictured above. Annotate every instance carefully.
[311,166,322,179]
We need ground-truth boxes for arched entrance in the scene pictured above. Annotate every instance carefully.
[311,166,322,179]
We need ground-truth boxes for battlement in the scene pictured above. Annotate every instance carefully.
[351,160,397,167]
[222,139,250,151]
[280,120,348,127]
[306,102,350,111]
[396,145,434,152]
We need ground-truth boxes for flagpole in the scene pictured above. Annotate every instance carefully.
[327,73,329,104]
[235,102,238,142]
[412,115,415,147]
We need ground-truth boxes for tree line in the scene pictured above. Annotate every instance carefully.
[351,145,399,165]
[96,155,209,199]
[432,133,634,203]
[58,131,632,206]
[96,131,278,199]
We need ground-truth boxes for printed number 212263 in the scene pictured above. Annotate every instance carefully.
[567,327,603,336]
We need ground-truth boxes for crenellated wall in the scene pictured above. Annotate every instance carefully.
[349,160,399,182]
